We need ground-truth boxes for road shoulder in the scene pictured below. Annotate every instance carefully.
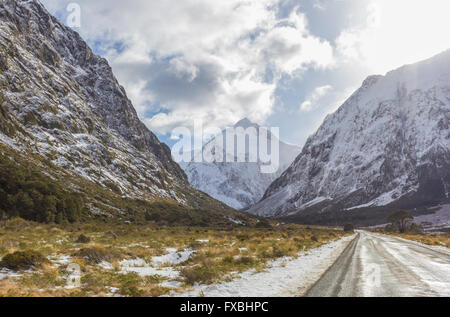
[178,234,357,297]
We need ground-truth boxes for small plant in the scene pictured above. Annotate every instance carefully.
[181,264,217,285]
[343,223,354,232]
[235,256,254,265]
[236,233,250,241]
[0,250,47,270]
[76,234,91,244]
[75,247,117,264]
[255,220,272,229]
[4,217,30,232]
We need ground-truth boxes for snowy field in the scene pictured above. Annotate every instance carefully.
[178,235,356,297]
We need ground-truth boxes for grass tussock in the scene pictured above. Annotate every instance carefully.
[371,227,450,248]
[396,232,450,248]
[0,250,47,270]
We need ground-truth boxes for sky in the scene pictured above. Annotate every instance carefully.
[41,0,450,148]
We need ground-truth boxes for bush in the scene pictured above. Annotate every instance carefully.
[117,273,145,297]
[236,233,250,241]
[76,234,91,244]
[0,250,47,270]
[409,223,424,234]
[387,210,413,233]
[234,256,254,265]
[384,223,397,233]
[74,247,115,264]
[0,154,84,224]
[4,217,30,232]
[344,223,355,232]
[255,220,272,229]
[181,264,217,285]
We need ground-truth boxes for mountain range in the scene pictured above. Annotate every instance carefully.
[1,0,449,227]
[249,50,450,224]
[0,0,251,226]
[180,118,301,209]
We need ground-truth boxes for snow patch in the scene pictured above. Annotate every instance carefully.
[177,235,356,297]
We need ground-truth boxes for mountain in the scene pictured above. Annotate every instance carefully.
[0,0,249,226]
[249,50,450,223]
[181,118,301,209]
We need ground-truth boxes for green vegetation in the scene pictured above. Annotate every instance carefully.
[343,223,355,232]
[386,210,413,233]
[76,234,91,244]
[0,153,84,224]
[0,250,47,270]
[0,219,350,297]
[0,143,254,228]
[384,210,422,234]
[74,246,122,264]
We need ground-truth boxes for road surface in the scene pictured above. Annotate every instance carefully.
[306,231,450,297]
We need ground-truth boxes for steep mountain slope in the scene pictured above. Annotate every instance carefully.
[181,119,301,209]
[249,50,450,219]
[0,0,244,224]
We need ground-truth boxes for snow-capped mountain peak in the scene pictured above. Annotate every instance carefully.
[234,118,258,129]
[181,119,301,209]
[249,49,450,218]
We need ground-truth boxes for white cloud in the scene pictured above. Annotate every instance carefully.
[336,0,450,75]
[300,85,333,112]
[41,0,334,134]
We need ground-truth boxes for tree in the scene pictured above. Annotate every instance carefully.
[387,210,413,233]
[343,223,354,232]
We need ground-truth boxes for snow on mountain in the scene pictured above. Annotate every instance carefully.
[181,118,301,209]
[249,50,450,217]
[0,0,231,211]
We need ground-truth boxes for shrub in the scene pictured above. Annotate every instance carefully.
[271,246,287,258]
[387,210,413,233]
[235,256,254,265]
[181,264,217,285]
[343,223,355,232]
[74,247,116,264]
[4,217,30,232]
[0,154,84,224]
[76,234,91,244]
[0,250,47,270]
[221,255,234,264]
[255,220,272,229]
[236,233,250,241]
[117,273,145,297]
[408,223,424,234]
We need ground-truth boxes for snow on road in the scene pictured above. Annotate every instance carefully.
[307,231,450,297]
[178,235,356,297]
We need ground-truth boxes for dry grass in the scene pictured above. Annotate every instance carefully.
[0,218,350,297]
[394,232,450,248]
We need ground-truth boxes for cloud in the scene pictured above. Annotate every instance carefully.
[300,85,333,112]
[336,0,450,75]
[41,0,334,134]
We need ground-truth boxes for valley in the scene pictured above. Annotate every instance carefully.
[0,218,350,297]
[0,0,449,299]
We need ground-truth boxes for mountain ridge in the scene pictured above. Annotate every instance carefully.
[0,0,246,224]
[249,49,450,220]
[181,118,301,209]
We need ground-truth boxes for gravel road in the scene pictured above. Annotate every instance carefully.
[306,231,450,297]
